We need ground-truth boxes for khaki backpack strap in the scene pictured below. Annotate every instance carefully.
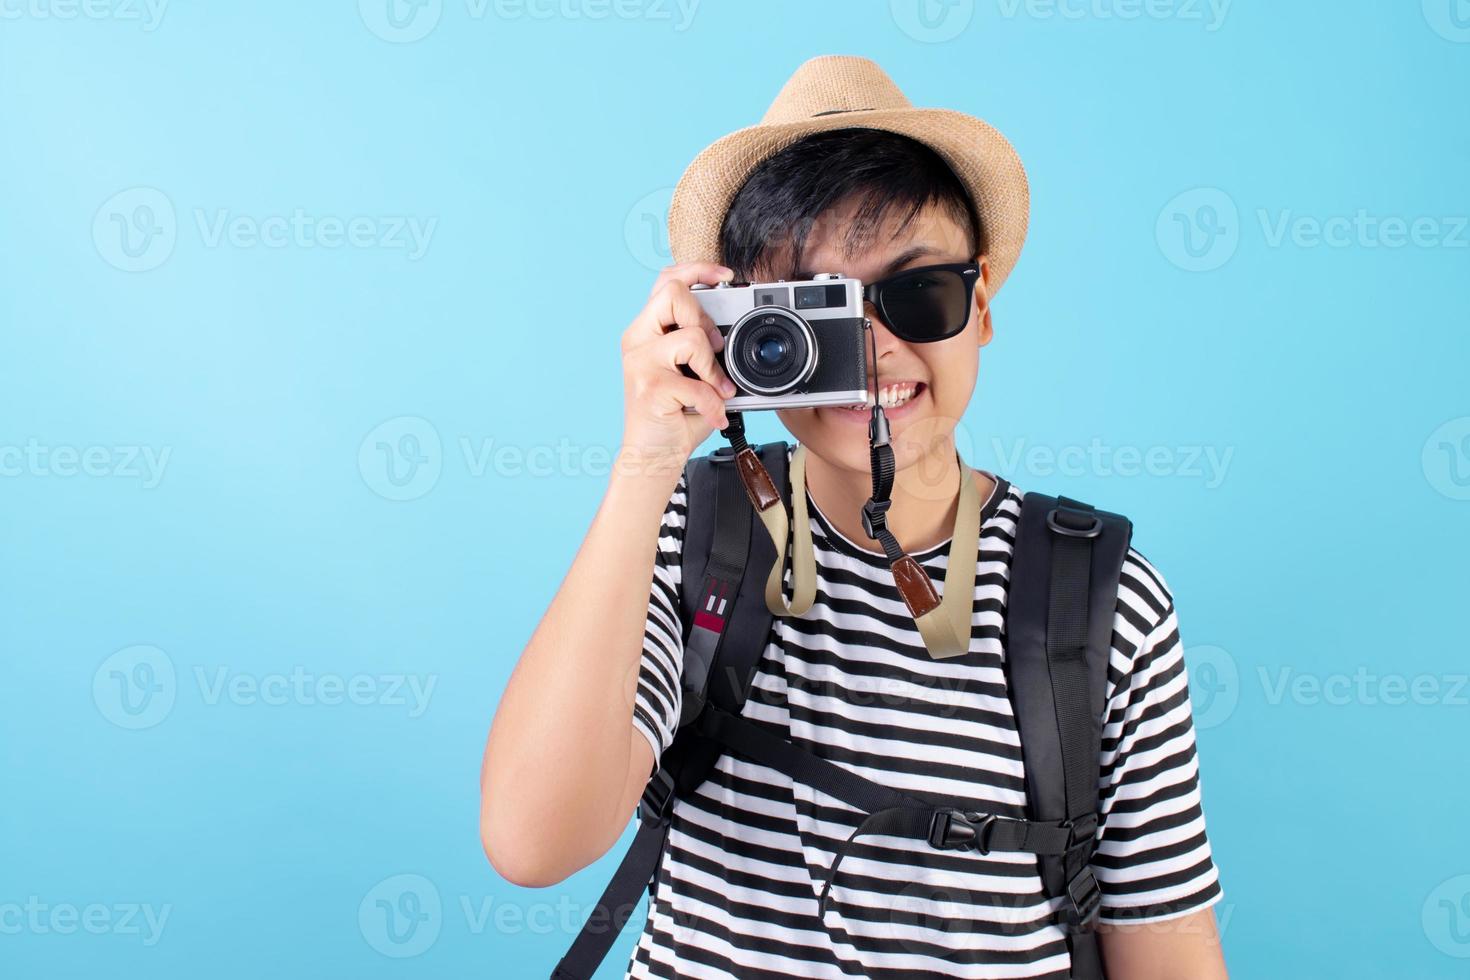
[908,459,980,659]
[732,444,815,618]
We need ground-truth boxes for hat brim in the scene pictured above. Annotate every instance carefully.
[668,107,1029,297]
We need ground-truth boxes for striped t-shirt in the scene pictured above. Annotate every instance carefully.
[629,446,1222,979]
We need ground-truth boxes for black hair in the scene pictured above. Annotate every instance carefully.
[717,127,983,282]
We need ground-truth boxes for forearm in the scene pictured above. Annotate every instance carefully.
[480,453,680,885]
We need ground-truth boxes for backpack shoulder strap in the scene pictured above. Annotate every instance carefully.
[678,440,788,724]
[552,440,788,980]
[1006,492,1132,980]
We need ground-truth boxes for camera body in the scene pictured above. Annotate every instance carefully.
[689,274,868,411]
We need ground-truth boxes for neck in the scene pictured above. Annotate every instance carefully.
[803,436,988,556]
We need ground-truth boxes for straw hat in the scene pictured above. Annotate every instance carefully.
[668,55,1030,295]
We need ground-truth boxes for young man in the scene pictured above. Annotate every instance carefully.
[482,56,1226,979]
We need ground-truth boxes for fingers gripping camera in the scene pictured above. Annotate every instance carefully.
[686,274,869,411]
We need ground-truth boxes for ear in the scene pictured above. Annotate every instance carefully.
[974,255,994,348]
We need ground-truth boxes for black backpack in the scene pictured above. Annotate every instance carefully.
[553,440,1132,980]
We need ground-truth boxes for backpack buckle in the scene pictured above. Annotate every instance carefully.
[1062,812,1099,849]
[1064,866,1104,929]
[638,769,676,825]
[927,810,997,854]
[1046,506,1102,539]
[861,497,891,538]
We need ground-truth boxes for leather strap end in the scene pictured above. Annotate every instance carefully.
[891,556,941,618]
[735,447,781,512]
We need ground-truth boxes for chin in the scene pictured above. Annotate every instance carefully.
[778,384,949,476]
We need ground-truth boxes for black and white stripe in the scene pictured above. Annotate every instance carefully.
[629,447,1221,978]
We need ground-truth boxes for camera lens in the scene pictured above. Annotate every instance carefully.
[725,309,818,397]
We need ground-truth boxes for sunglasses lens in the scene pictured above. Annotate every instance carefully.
[880,269,969,341]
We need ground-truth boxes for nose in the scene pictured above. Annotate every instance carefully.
[864,299,904,373]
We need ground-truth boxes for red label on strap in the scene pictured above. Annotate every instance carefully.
[693,579,731,634]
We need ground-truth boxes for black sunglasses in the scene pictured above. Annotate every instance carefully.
[861,261,981,343]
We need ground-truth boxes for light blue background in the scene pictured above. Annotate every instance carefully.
[2,2,1468,977]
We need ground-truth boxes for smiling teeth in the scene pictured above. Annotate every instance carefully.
[850,383,918,409]
[883,383,917,408]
